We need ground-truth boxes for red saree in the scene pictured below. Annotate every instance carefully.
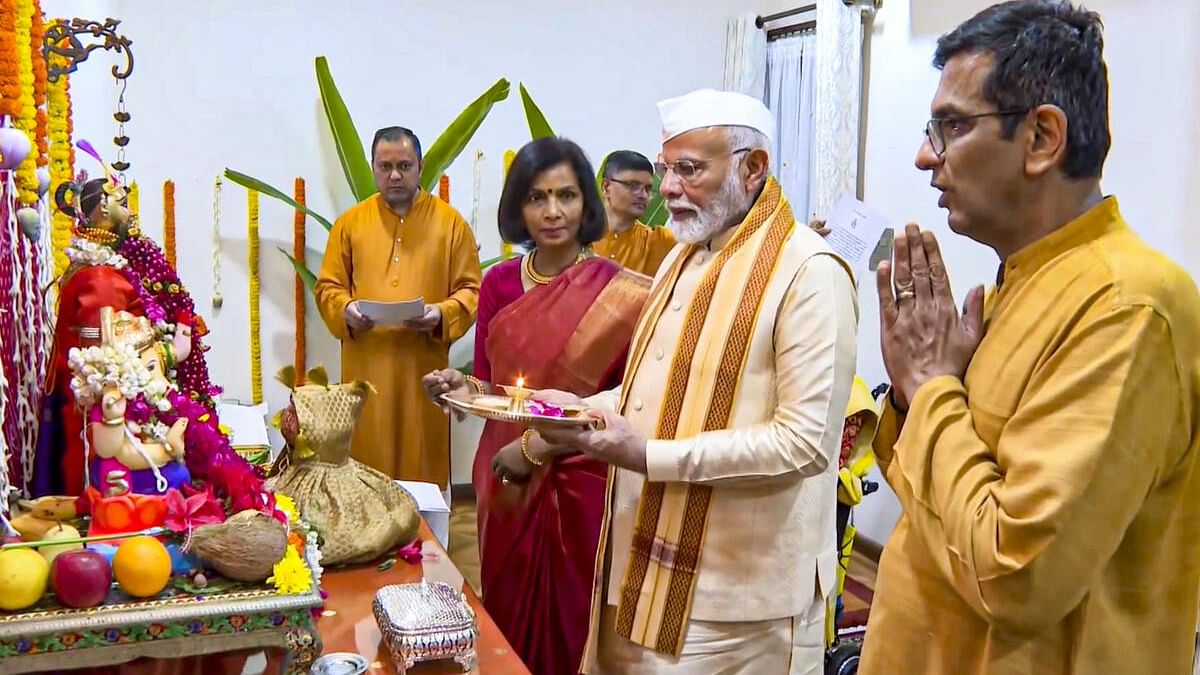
[472,256,649,675]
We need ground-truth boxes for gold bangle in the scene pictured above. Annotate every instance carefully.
[465,375,487,395]
[101,417,125,427]
[521,429,545,467]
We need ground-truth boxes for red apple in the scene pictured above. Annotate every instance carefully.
[50,549,112,608]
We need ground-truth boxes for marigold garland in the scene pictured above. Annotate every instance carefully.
[438,174,449,203]
[0,0,20,120]
[127,179,138,216]
[501,149,516,257]
[12,0,38,206]
[46,23,73,276]
[292,177,306,384]
[162,180,176,268]
[247,189,262,405]
[29,0,46,168]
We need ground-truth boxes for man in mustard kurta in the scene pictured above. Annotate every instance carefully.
[863,3,1200,674]
[592,150,676,276]
[316,127,481,489]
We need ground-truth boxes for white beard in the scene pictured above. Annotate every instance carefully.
[666,169,756,246]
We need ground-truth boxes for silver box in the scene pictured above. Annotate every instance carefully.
[372,581,478,672]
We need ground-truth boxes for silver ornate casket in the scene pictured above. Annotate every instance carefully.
[372,581,478,672]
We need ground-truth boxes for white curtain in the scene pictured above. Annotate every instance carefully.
[723,14,767,100]
[812,0,864,218]
[765,33,817,222]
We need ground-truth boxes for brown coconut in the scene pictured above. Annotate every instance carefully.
[190,509,288,582]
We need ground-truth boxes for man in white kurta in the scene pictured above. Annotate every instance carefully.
[534,89,858,674]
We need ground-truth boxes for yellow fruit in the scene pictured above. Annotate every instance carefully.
[0,548,50,610]
[39,523,83,565]
[112,536,172,598]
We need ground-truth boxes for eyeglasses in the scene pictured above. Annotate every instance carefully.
[924,109,1030,156]
[655,148,751,183]
[608,178,653,196]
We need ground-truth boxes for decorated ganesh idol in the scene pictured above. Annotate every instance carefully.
[35,142,262,515]
[70,306,192,503]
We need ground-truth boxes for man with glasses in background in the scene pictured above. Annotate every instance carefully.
[593,150,676,276]
[315,126,481,498]
[529,88,858,673]
[861,2,1200,673]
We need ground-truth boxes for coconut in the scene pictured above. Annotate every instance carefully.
[190,509,288,582]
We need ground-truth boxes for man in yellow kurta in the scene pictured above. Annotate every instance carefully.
[316,127,481,489]
[592,150,676,276]
[863,3,1200,674]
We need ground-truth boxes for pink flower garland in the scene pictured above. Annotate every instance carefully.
[112,232,277,518]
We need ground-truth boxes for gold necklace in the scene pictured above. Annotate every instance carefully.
[523,248,588,286]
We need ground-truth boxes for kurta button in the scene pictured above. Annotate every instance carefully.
[671,300,682,311]
[393,256,399,262]
[391,280,399,287]
[655,348,664,360]
[633,400,644,411]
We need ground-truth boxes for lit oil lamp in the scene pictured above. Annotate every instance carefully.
[502,377,532,414]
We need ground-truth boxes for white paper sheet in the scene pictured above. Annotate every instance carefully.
[357,297,425,326]
[215,401,270,448]
[825,194,893,275]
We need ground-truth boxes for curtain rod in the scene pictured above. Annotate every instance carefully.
[767,20,816,41]
[756,3,817,29]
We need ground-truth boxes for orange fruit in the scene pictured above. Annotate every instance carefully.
[112,536,172,598]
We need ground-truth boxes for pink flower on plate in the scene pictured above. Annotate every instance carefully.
[527,400,565,418]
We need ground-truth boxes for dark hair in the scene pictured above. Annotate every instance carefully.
[371,126,423,163]
[933,0,1109,179]
[497,137,606,248]
[602,150,653,178]
[54,178,107,220]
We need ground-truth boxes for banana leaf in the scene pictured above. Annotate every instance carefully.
[480,252,517,269]
[223,169,335,231]
[420,78,512,192]
[315,56,376,202]
[643,173,668,227]
[519,83,555,140]
[280,247,318,291]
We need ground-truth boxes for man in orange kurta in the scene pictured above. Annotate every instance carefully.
[316,127,481,489]
[592,150,675,276]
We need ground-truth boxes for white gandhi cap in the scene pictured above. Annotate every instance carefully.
[656,88,776,147]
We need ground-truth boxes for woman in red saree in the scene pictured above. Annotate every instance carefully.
[424,137,651,674]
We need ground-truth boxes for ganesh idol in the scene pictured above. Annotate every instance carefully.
[34,143,202,497]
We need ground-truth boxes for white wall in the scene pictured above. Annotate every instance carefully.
[850,0,1200,542]
[45,0,748,484]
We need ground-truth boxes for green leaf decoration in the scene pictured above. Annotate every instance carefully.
[224,169,335,231]
[279,247,318,292]
[642,173,668,227]
[420,78,512,192]
[519,83,555,140]
[315,56,377,202]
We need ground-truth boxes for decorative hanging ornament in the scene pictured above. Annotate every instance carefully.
[0,128,32,171]
[211,175,222,309]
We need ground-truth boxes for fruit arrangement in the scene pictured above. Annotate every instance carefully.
[0,492,319,615]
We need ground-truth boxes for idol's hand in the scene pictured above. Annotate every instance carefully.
[877,223,985,409]
[536,409,647,474]
[421,368,469,420]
